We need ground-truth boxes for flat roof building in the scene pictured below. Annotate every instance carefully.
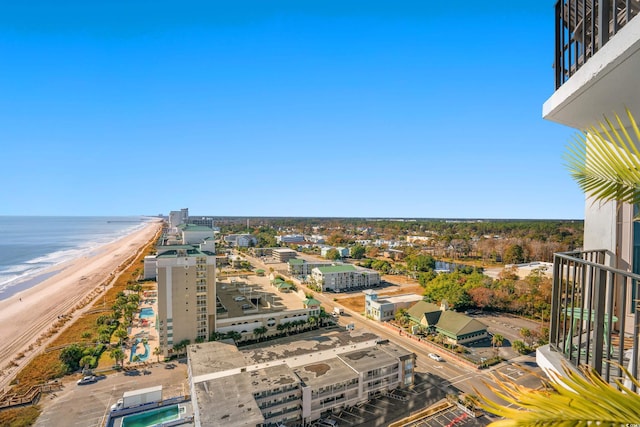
[364,290,423,321]
[311,264,380,292]
[272,248,297,263]
[187,330,415,426]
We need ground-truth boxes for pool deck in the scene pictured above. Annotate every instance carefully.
[127,291,160,365]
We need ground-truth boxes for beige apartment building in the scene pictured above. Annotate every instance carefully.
[156,244,216,357]
[187,330,416,427]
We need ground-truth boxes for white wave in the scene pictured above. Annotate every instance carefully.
[0,221,151,298]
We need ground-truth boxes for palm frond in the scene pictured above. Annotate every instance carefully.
[474,363,640,427]
[563,108,640,207]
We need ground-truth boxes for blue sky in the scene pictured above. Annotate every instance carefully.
[0,1,585,219]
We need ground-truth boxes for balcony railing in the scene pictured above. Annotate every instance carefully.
[550,250,640,390]
[554,0,640,88]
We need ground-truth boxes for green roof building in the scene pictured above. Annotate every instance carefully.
[407,300,488,345]
[311,264,380,292]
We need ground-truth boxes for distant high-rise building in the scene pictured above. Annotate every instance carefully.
[169,209,189,229]
[187,216,216,229]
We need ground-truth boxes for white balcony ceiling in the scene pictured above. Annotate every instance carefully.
[543,15,640,130]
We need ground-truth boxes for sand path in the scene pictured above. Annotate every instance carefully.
[0,220,162,391]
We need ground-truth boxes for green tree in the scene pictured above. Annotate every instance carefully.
[371,259,392,273]
[325,248,341,260]
[153,346,161,363]
[519,328,532,347]
[307,316,318,330]
[395,308,410,326]
[406,254,436,272]
[109,347,126,367]
[79,355,96,370]
[173,339,191,356]
[350,245,366,259]
[253,326,268,342]
[504,244,525,264]
[60,344,85,372]
[114,327,128,345]
[491,333,504,356]
[225,331,242,344]
[512,340,528,355]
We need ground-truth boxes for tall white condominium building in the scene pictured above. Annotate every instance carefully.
[538,2,640,390]
[156,244,216,357]
[168,208,189,229]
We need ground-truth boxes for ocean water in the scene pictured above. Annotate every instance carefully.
[0,216,153,300]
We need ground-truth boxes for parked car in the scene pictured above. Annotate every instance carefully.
[77,375,97,385]
[317,418,338,427]
[428,353,443,362]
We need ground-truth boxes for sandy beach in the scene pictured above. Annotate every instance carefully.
[0,219,162,389]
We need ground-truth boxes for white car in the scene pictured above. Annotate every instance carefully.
[234,296,246,302]
[77,375,97,385]
[428,353,443,362]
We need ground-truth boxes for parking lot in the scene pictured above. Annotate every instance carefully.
[306,372,448,427]
[35,361,190,427]
[405,406,482,427]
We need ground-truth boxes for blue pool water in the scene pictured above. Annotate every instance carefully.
[129,338,150,362]
[122,405,180,427]
[139,307,154,319]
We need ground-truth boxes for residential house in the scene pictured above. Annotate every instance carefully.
[224,234,258,247]
[406,301,488,345]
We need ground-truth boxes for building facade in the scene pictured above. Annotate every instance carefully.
[271,248,297,262]
[276,234,306,244]
[224,233,258,247]
[178,224,215,245]
[538,1,640,389]
[364,290,423,321]
[311,265,380,292]
[406,301,488,345]
[287,258,334,277]
[168,208,189,229]
[156,244,216,357]
[187,330,416,427]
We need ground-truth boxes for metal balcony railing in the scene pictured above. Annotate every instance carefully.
[554,0,640,88]
[550,250,640,390]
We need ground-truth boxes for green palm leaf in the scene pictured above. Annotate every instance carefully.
[564,108,640,207]
[474,363,640,426]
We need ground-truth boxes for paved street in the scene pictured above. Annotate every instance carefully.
[240,249,546,424]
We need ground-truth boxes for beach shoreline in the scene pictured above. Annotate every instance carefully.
[0,219,162,390]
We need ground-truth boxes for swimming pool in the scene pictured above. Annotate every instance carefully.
[121,405,180,427]
[139,307,154,319]
[129,338,150,362]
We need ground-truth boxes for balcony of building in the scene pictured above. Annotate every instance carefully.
[544,0,640,129]
[537,249,639,391]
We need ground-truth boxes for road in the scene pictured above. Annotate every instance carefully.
[239,251,545,404]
